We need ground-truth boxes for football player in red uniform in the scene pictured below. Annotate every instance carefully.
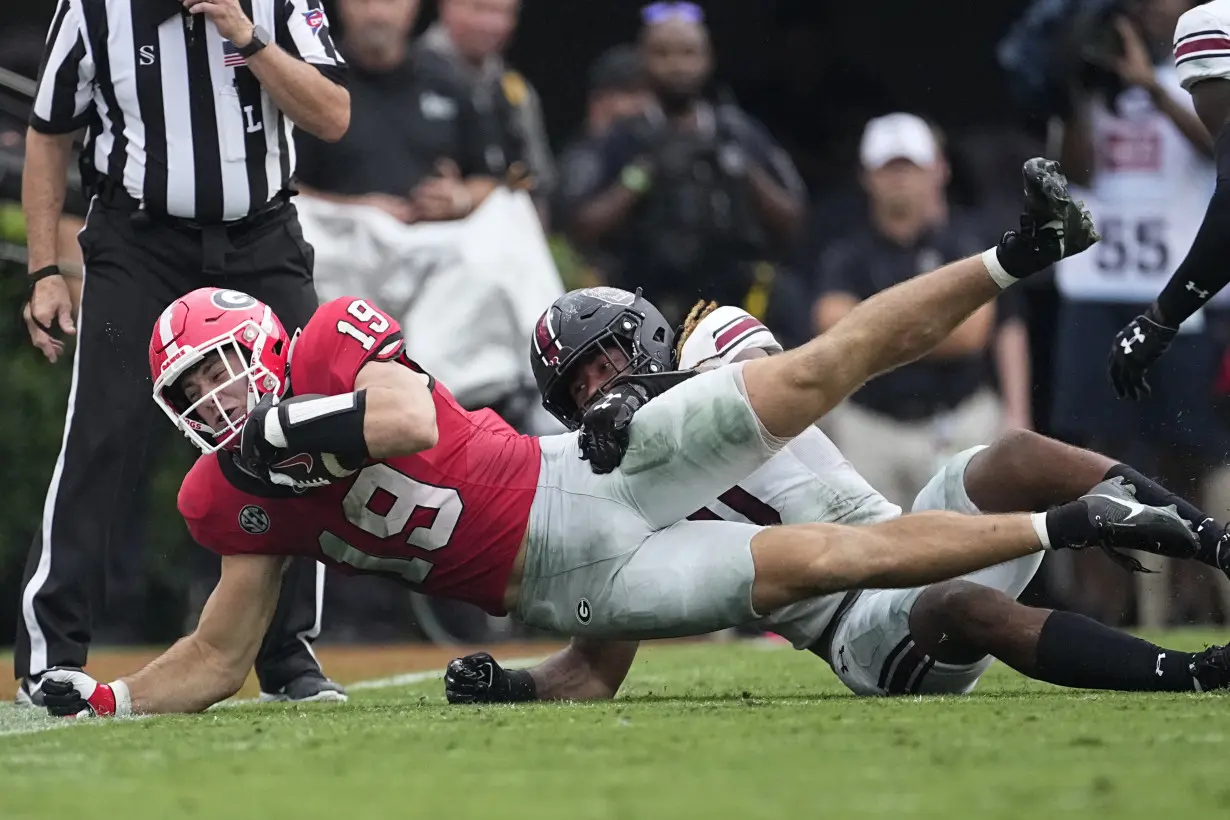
[36,159,1200,718]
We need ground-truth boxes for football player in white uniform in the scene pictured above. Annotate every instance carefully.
[1109,0,1230,396]
[446,293,1230,702]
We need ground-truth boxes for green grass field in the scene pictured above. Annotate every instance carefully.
[2,635,1229,820]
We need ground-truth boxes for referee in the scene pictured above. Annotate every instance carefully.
[16,0,351,705]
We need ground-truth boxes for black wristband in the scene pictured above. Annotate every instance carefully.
[28,265,62,283]
[504,669,538,702]
[26,265,64,336]
[274,391,370,463]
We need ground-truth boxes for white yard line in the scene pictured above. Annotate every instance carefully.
[0,655,548,737]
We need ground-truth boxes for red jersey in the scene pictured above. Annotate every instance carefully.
[177,297,542,614]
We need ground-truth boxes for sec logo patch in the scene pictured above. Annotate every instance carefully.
[238,505,270,535]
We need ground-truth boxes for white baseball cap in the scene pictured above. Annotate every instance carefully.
[860,113,938,169]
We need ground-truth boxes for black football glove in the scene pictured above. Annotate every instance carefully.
[578,382,651,474]
[238,393,281,476]
[444,652,537,704]
[1108,304,1179,401]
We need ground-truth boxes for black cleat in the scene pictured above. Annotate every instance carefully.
[259,671,348,704]
[1195,518,1230,578]
[14,675,48,708]
[1190,644,1230,692]
[993,158,1101,281]
[1077,477,1199,570]
[1020,157,1100,260]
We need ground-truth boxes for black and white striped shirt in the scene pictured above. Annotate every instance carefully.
[31,0,346,223]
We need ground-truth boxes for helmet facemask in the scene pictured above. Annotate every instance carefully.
[543,315,668,429]
[152,320,286,454]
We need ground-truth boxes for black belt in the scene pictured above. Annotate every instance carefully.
[807,589,862,666]
[94,179,291,238]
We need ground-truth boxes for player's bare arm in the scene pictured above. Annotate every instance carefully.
[239,359,438,481]
[21,129,78,363]
[40,554,285,717]
[741,160,1095,441]
[576,160,1095,474]
[353,361,439,457]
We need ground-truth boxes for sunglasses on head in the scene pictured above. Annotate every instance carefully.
[641,2,705,25]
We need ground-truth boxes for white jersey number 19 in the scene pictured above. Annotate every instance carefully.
[336,299,392,350]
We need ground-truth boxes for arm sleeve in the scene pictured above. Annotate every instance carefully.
[290,298,407,396]
[1155,125,1230,324]
[1175,5,1230,91]
[29,0,95,135]
[276,0,347,86]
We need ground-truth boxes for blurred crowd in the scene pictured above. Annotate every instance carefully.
[4,0,1230,645]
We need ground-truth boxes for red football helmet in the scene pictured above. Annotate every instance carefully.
[150,288,293,454]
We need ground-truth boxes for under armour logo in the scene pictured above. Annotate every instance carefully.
[591,394,615,412]
[1156,652,1166,676]
[1186,281,1211,300]
[1120,325,1147,355]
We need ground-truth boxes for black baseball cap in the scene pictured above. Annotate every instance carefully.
[588,45,646,94]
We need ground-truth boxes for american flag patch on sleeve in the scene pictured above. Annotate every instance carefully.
[223,40,246,67]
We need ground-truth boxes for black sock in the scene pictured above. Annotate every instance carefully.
[1044,500,1096,549]
[1034,611,1197,692]
[1104,464,1223,563]
[1105,464,1207,526]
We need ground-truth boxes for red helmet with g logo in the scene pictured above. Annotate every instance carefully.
[149,288,292,453]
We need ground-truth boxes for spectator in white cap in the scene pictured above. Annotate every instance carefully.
[811,112,1032,508]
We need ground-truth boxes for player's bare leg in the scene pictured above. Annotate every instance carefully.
[746,487,1197,614]
[962,430,1230,571]
[904,430,1230,692]
[906,580,1230,692]
[740,159,1098,440]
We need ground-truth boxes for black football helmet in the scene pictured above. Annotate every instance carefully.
[530,287,675,429]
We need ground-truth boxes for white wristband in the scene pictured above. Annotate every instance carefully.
[1030,512,1053,551]
[982,247,1019,290]
[109,679,132,717]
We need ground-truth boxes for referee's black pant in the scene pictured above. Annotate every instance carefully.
[15,186,326,692]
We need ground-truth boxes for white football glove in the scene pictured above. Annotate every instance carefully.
[40,667,131,718]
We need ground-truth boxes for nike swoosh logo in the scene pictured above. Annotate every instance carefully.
[273,453,314,472]
[1087,493,1148,522]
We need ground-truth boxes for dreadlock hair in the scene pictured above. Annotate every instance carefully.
[675,299,720,363]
